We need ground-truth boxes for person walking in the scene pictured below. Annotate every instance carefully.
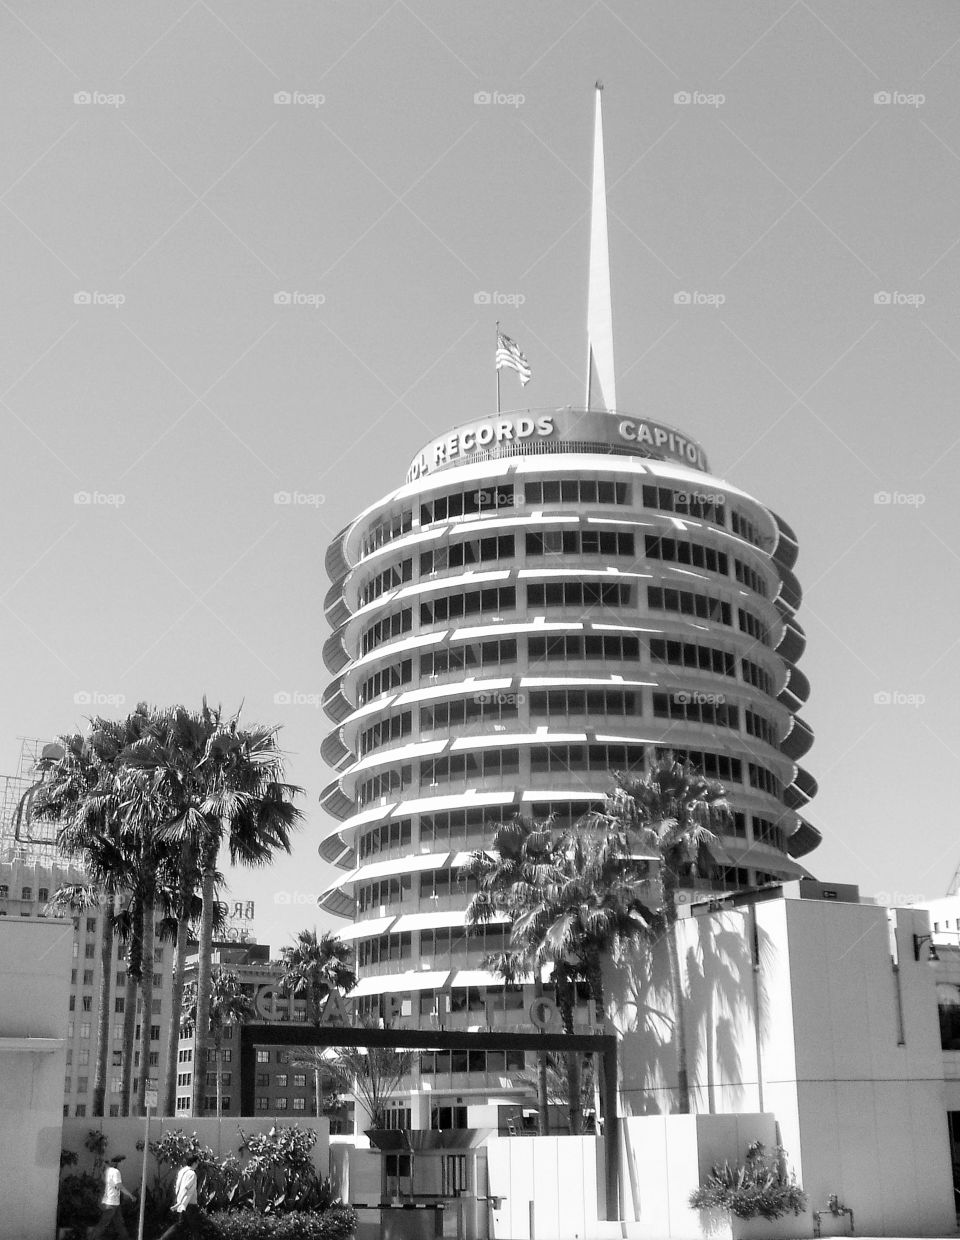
[91,1154,135,1239]
[159,1153,203,1239]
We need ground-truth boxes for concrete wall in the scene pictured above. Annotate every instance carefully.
[0,917,72,1240]
[605,892,959,1238]
[485,1136,605,1240]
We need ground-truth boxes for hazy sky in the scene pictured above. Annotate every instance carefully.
[3,1,960,952]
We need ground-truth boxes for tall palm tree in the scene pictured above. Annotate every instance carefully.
[279,930,357,1117]
[604,754,730,1114]
[124,701,303,1116]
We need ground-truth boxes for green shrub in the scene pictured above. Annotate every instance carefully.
[689,1141,808,1221]
[57,1172,102,1232]
[206,1207,357,1239]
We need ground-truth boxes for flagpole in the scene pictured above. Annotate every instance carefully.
[495,320,501,414]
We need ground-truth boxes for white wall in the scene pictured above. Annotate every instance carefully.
[605,892,959,1238]
[0,917,72,1240]
[485,1136,605,1240]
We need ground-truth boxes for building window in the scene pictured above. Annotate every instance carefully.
[527,580,630,609]
[256,1050,270,1064]
[79,1023,91,1039]
[77,1076,88,1093]
[64,1076,72,1093]
[109,1105,120,1117]
[420,586,516,626]
[256,1072,270,1087]
[86,917,97,933]
[79,1049,90,1066]
[83,969,94,986]
[21,887,32,901]
[69,996,76,1012]
[115,998,125,1013]
[293,1074,306,1088]
[85,943,96,959]
[150,1025,160,1041]
[82,996,93,1012]
[256,1097,269,1112]
[75,1105,86,1117]
[275,1098,288,1111]
[293,1098,306,1112]
[149,1052,160,1067]
[221,1049,232,1063]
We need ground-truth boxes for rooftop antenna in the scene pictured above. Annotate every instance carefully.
[585,82,617,413]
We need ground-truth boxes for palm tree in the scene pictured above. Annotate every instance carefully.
[124,701,304,1117]
[279,930,357,1117]
[326,1030,415,1132]
[205,969,254,1118]
[604,754,730,1113]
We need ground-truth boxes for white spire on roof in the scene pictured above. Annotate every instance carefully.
[585,83,617,413]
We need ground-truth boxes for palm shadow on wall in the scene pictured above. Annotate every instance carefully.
[609,908,773,1115]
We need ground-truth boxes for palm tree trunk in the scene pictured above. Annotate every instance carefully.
[135,879,157,1116]
[555,969,581,1136]
[192,846,218,1117]
[163,847,195,1116]
[215,1033,223,1119]
[121,903,143,1117]
[533,973,549,1135]
[92,899,114,1116]
[666,922,690,1114]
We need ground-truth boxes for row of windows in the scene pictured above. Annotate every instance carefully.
[420,535,514,574]
[735,559,767,598]
[0,885,50,901]
[420,924,510,955]
[358,931,413,967]
[364,586,770,652]
[420,696,519,731]
[645,534,728,576]
[357,875,412,913]
[421,638,517,678]
[529,689,637,717]
[528,633,638,662]
[359,710,412,756]
[358,745,785,805]
[526,479,629,506]
[358,818,413,859]
[360,558,412,606]
[360,510,413,558]
[255,1072,307,1087]
[745,708,779,747]
[652,692,739,730]
[650,637,736,678]
[255,1096,307,1111]
[731,509,763,547]
[421,1049,527,1074]
[420,587,516,625]
[420,486,515,525]
[358,657,413,705]
[526,530,635,557]
[742,657,775,696]
[360,608,411,656]
[641,484,726,526]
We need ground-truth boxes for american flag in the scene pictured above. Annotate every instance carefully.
[496,332,532,386]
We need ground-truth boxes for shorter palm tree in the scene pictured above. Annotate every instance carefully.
[279,930,357,1117]
[183,968,254,1117]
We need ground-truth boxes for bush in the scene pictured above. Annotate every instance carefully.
[206,1206,357,1240]
[57,1172,102,1233]
[689,1141,808,1221]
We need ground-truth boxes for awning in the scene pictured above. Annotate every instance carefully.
[335,916,396,942]
[350,971,452,997]
[449,969,518,988]
[391,908,510,932]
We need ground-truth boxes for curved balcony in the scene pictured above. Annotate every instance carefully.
[770,510,799,571]
[776,617,806,665]
[784,765,818,811]
[778,665,810,711]
[325,525,352,581]
[320,778,356,822]
[324,576,351,630]
[780,714,814,761]
[318,830,353,867]
[323,627,349,675]
[774,563,802,613]
[322,675,353,724]
[320,727,353,771]
[787,816,821,858]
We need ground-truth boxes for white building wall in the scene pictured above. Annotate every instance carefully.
[0,917,72,1240]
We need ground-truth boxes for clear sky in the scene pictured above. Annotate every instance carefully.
[3,1,960,954]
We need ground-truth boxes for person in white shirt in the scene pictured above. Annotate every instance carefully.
[159,1153,203,1239]
[91,1155,135,1238]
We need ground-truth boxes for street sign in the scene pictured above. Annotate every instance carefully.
[144,1089,158,1109]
